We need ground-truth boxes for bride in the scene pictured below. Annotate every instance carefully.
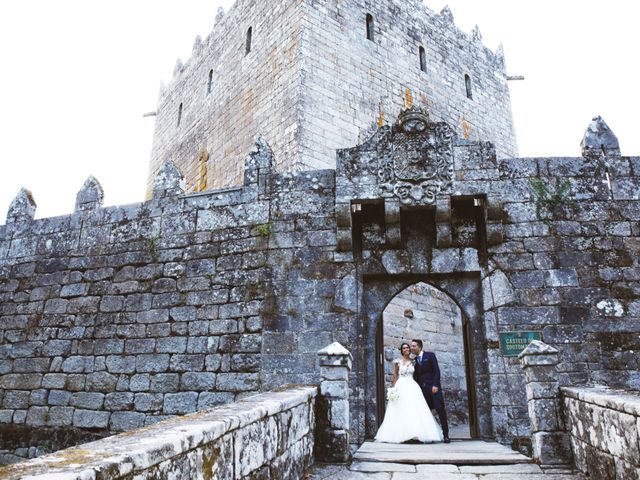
[375,342,443,443]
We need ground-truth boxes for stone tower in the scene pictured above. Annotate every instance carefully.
[146,0,518,197]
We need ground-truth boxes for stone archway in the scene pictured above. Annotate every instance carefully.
[379,282,471,437]
[359,273,492,441]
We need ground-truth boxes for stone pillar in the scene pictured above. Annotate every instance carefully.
[519,340,573,466]
[316,342,352,463]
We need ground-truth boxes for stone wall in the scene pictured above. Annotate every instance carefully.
[0,385,316,479]
[2,112,640,450]
[382,282,468,426]
[0,143,341,455]
[562,386,640,480]
[148,0,517,196]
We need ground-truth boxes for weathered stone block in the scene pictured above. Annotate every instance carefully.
[104,392,134,411]
[198,391,235,409]
[216,373,259,392]
[315,429,349,463]
[110,411,146,431]
[234,417,278,477]
[134,392,164,412]
[71,392,105,410]
[47,406,74,427]
[136,354,170,373]
[170,354,204,372]
[163,392,198,414]
[156,337,188,354]
[25,406,49,426]
[532,431,573,465]
[47,390,72,406]
[129,373,150,391]
[180,372,216,390]
[0,374,42,389]
[150,373,180,393]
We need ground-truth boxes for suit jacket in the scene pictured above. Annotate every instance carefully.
[413,351,442,391]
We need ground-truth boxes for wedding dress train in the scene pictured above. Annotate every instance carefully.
[375,359,443,443]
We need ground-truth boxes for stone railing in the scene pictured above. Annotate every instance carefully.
[0,385,316,480]
[562,386,640,480]
[518,340,573,467]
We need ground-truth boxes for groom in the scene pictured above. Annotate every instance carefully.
[411,339,450,443]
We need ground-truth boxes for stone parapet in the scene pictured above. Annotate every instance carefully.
[316,342,352,463]
[562,386,640,480]
[0,385,317,480]
[519,340,573,466]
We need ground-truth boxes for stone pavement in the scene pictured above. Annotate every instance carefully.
[305,462,586,479]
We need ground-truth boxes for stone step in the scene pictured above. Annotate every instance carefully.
[353,440,533,465]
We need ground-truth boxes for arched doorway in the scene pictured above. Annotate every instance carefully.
[359,273,491,441]
[376,282,476,438]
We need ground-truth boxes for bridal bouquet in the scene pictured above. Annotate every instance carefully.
[386,386,399,402]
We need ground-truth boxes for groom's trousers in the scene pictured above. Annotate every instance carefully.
[425,390,449,437]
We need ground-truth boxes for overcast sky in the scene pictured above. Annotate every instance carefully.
[0,1,637,220]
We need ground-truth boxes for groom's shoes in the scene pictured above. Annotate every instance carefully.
[443,436,451,444]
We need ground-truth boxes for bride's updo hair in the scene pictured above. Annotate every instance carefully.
[399,342,410,353]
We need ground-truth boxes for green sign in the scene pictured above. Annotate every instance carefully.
[499,331,542,357]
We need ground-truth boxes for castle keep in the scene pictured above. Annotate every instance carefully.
[1,1,640,478]
[147,0,516,196]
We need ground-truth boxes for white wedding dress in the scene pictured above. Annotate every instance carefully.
[375,359,443,443]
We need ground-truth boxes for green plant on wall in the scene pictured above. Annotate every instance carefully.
[255,222,272,237]
[146,236,159,262]
[529,178,572,222]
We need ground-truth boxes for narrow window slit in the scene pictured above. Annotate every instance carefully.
[419,46,427,72]
[366,14,374,41]
[246,27,252,54]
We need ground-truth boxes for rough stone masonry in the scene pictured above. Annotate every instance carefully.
[147,0,517,196]
[1,106,639,464]
[1,0,640,469]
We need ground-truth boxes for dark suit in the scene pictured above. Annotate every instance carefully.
[413,351,449,438]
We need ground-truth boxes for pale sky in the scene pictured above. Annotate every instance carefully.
[0,1,638,220]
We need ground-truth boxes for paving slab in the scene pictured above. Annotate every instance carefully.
[479,475,584,480]
[304,464,391,480]
[350,461,416,472]
[459,464,543,474]
[392,473,477,480]
[415,464,461,473]
[354,440,532,465]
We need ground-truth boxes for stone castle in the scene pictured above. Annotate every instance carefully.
[1,1,640,478]
[147,0,517,196]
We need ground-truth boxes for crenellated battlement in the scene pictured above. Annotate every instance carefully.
[147,0,518,201]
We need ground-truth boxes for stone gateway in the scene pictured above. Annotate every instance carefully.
[1,1,639,478]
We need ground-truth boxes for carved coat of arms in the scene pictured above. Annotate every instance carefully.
[378,107,455,205]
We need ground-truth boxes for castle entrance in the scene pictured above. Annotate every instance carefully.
[378,282,472,438]
[357,273,492,441]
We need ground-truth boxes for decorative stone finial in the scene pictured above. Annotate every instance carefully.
[215,7,225,24]
[153,160,185,199]
[6,188,36,224]
[440,5,454,23]
[318,342,350,356]
[244,137,274,185]
[173,58,184,77]
[192,35,203,56]
[75,175,104,212]
[580,116,620,158]
[518,340,559,358]
[471,25,482,42]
